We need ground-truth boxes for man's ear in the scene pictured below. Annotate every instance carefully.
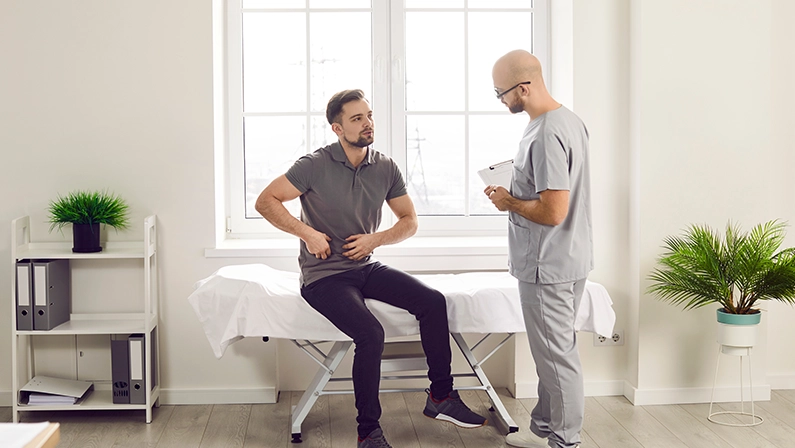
[331,122,342,136]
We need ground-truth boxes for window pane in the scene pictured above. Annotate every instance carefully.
[309,12,372,112]
[405,0,463,7]
[406,115,465,215]
[405,12,464,111]
[468,114,528,214]
[244,116,306,218]
[310,116,337,151]
[310,0,370,7]
[468,12,533,112]
[468,0,532,8]
[244,0,305,8]
[243,12,306,112]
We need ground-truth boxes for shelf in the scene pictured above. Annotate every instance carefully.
[17,387,160,412]
[15,242,152,260]
[11,215,159,423]
[14,314,157,335]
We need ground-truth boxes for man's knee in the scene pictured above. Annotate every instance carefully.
[353,324,385,354]
[423,289,447,316]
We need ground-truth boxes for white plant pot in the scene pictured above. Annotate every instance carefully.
[717,322,758,355]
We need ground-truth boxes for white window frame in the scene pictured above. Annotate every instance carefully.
[224,0,549,239]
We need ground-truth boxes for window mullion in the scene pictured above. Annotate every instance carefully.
[305,6,311,160]
[380,0,406,232]
[463,0,470,217]
[227,0,247,234]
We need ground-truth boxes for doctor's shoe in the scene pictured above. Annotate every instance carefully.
[423,389,487,428]
[357,428,392,448]
[505,430,548,447]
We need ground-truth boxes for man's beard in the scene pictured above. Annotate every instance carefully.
[508,99,524,114]
[344,132,374,148]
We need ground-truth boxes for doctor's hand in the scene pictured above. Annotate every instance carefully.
[485,185,513,212]
[342,233,380,261]
[305,230,332,260]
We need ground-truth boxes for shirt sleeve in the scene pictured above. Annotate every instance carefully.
[531,124,570,193]
[285,154,314,194]
[386,159,408,200]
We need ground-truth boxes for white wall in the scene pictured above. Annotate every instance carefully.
[630,0,795,405]
[1,0,794,408]
[0,0,278,405]
[767,0,795,389]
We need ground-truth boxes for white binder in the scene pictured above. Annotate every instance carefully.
[16,262,33,331]
[19,376,93,406]
[128,334,146,404]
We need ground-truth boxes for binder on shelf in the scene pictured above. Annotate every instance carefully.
[150,328,158,390]
[18,375,93,406]
[111,335,130,404]
[128,334,146,404]
[32,259,71,331]
[15,260,33,331]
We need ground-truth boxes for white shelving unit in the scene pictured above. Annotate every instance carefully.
[10,215,160,423]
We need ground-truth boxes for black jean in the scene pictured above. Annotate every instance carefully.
[300,261,454,438]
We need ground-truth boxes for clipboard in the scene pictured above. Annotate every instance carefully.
[477,159,513,187]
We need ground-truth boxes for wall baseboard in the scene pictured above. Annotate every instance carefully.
[767,375,795,390]
[625,383,771,406]
[513,380,625,399]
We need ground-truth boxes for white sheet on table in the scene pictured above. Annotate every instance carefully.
[188,264,615,359]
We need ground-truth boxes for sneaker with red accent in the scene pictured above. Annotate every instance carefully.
[423,389,487,428]
[357,428,392,448]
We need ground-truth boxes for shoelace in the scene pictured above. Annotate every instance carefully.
[444,395,471,412]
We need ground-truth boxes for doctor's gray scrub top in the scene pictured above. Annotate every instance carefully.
[508,105,594,285]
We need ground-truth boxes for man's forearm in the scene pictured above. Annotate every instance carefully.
[372,215,418,246]
[256,197,314,241]
[505,197,560,226]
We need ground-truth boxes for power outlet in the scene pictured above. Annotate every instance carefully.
[594,329,624,346]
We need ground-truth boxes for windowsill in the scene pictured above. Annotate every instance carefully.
[205,236,509,272]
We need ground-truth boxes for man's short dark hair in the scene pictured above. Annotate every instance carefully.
[326,89,367,125]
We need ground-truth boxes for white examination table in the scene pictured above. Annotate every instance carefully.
[188,264,615,443]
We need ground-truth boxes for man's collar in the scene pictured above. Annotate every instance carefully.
[330,141,375,167]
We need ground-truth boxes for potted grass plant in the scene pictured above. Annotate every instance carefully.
[647,220,795,349]
[48,190,130,253]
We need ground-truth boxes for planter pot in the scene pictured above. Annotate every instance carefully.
[716,308,760,355]
[72,223,102,253]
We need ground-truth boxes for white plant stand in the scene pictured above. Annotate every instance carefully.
[707,323,763,427]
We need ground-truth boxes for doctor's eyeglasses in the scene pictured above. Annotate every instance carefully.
[495,81,531,99]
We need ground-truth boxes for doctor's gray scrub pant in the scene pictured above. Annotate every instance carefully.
[518,278,585,448]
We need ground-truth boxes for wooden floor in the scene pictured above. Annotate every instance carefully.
[3,389,795,447]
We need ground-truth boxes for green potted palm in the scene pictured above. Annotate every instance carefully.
[647,220,795,349]
[48,190,130,253]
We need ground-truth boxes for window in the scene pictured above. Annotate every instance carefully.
[226,0,547,237]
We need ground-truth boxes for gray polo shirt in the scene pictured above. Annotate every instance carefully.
[508,105,594,284]
[285,142,408,286]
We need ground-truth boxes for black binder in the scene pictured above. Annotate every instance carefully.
[111,335,130,404]
[32,259,71,330]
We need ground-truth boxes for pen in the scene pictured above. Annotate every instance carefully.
[490,159,513,170]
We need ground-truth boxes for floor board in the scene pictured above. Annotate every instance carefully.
[595,395,687,448]
[244,391,290,447]
[3,388,795,447]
